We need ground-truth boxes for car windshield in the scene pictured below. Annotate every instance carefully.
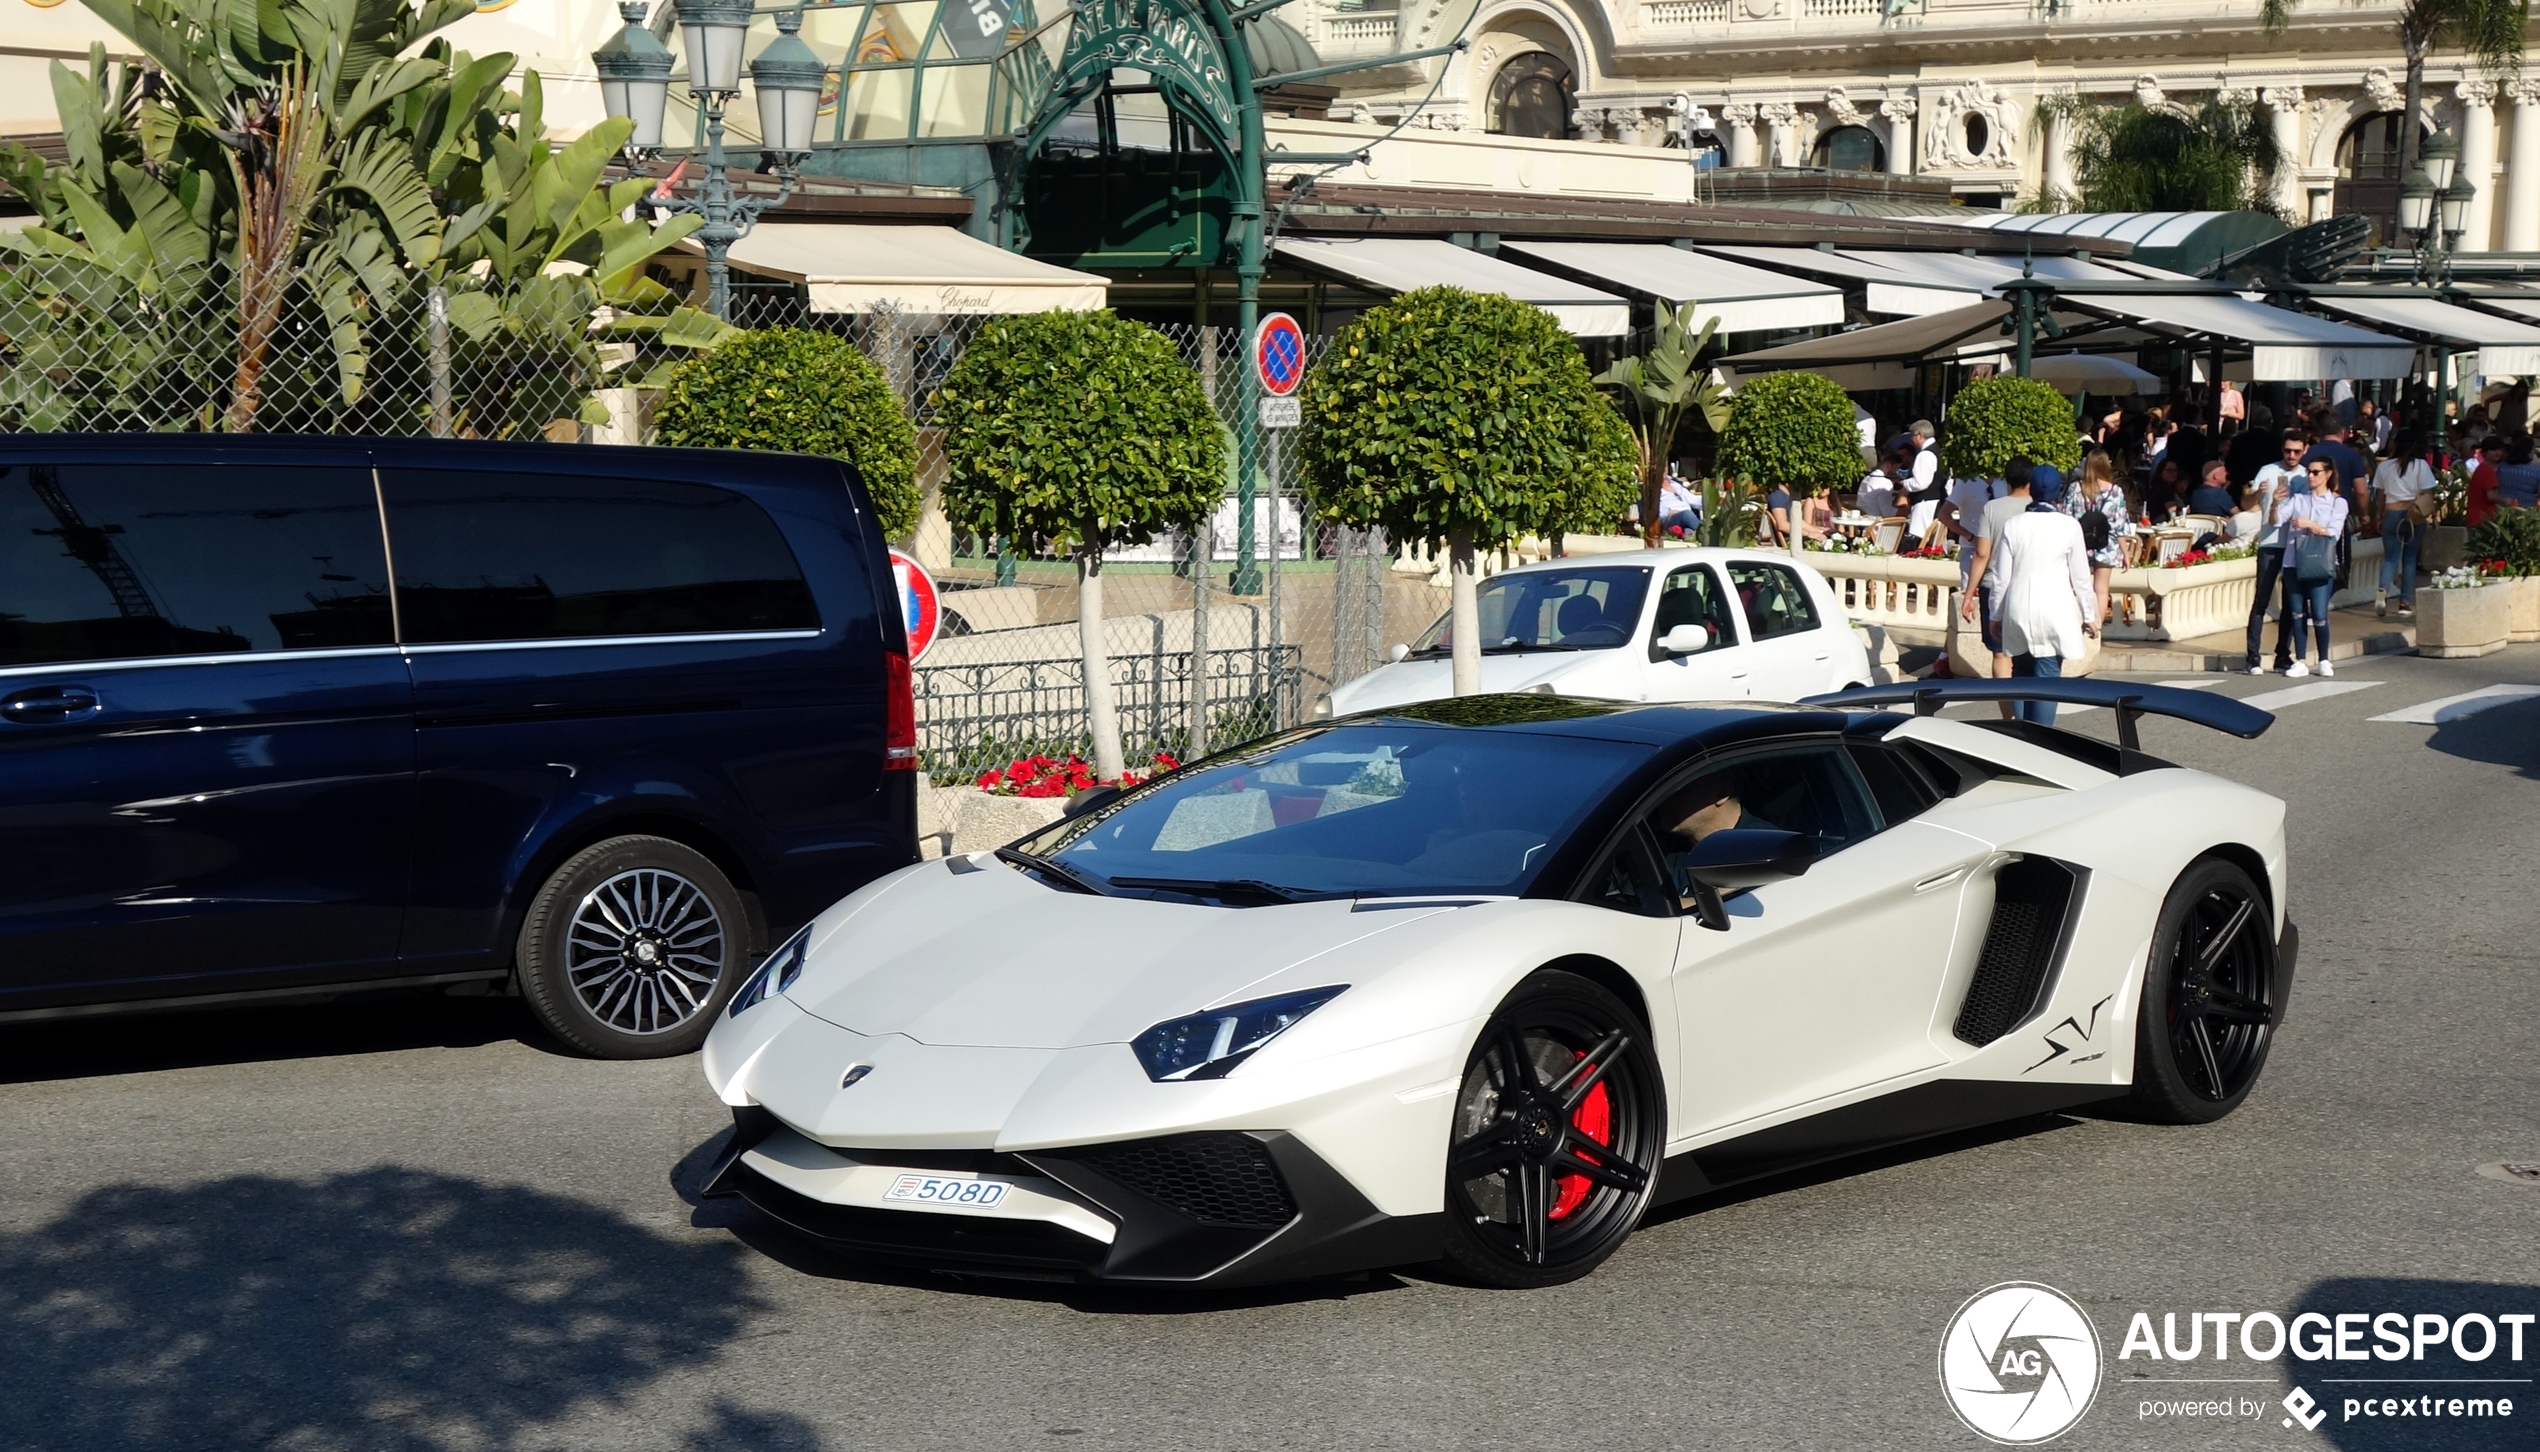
[1410,566,1650,655]
[1016,725,1647,901]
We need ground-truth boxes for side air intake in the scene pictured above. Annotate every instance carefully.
[1954,856,2082,1047]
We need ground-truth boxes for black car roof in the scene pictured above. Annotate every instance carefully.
[1337,694,1858,753]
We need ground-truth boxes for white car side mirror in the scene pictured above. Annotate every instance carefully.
[1387,643,1410,663]
[1656,624,1710,656]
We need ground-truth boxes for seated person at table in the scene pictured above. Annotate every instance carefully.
[1856,453,1906,517]
[2186,459,2238,518]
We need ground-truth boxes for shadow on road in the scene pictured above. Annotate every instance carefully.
[0,1167,821,1452]
[2280,1277,2539,1452]
[2425,696,2540,781]
[0,993,562,1086]
[668,1124,1414,1316]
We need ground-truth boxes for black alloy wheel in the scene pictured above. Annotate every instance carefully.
[2127,858,2279,1124]
[1438,970,1665,1288]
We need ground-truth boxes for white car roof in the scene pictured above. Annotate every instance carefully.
[1487,546,1808,578]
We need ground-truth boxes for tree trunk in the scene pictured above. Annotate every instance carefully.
[1639,438,1664,546]
[1448,524,1482,697]
[1079,547,1125,782]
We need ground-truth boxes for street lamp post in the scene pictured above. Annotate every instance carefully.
[2395,126,2478,420]
[594,0,822,321]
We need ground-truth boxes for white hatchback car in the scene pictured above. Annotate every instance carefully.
[1326,548,1875,716]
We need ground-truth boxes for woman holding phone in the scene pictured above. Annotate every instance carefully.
[2278,455,2351,678]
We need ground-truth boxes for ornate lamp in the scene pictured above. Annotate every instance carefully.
[2420,126,2460,193]
[2440,172,2476,245]
[750,9,825,158]
[674,0,755,95]
[2397,164,2436,238]
[593,1,676,152]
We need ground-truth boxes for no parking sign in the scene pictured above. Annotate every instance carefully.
[1255,313,1305,398]
[889,549,942,663]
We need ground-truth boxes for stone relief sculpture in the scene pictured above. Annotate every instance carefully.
[1920,78,2020,169]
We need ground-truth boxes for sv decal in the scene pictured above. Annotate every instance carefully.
[2023,995,2115,1073]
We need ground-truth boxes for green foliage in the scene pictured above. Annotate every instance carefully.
[2467,505,2540,577]
[1941,375,2084,480]
[1715,371,1861,495]
[2030,99,2281,216]
[0,0,703,431]
[1695,477,1764,548]
[935,311,1224,559]
[1299,286,1626,548]
[658,328,921,540]
[1595,303,1731,540]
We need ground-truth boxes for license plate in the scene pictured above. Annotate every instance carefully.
[883,1172,1009,1208]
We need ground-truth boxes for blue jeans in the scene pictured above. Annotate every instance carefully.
[1661,509,1700,532]
[2245,546,2294,670]
[2379,510,2423,602]
[2286,576,2334,660]
[2011,652,2062,723]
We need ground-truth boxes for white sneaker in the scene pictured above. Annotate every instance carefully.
[2285,660,2310,678]
[2318,659,2336,678]
[2248,663,2271,676]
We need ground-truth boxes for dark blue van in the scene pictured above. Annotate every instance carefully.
[0,435,916,1057]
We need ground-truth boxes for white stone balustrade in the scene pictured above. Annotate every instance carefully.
[2102,556,2257,642]
[1803,551,1960,633]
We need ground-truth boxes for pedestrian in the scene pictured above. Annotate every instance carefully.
[1989,467,2098,726]
[2217,379,2245,432]
[2062,447,2128,629]
[2279,454,2351,679]
[2143,455,2186,521]
[2493,431,2540,509]
[2371,429,2435,617]
[1958,457,2036,705]
[1944,462,2006,587]
[2302,409,2370,591]
[2244,434,2306,676]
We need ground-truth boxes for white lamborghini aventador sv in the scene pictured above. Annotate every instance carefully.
[699,680,2294,1289]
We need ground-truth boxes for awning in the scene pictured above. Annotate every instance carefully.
[1897,210,2291,274]
[2057,293,2417,380]
[703,223,1107,314]
[2027,353,2162,395]
[1495,242,1843,334]
[1698,245,1980,318]
[1717,300,2026,388]
[2462,287,2540,325]
[1274,239,1629,337]
[2308,295,2540,375]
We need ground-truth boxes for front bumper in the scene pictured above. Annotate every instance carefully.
[705,1112,1444,1287]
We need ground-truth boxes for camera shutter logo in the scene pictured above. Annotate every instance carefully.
[1939,1282,2104,1444]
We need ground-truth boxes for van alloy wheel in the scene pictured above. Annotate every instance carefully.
[566,868,728,1035]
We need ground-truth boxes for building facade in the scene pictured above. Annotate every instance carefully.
[1298,0,2540,251]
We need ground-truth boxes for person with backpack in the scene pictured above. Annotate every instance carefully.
[2062,447,2128,630]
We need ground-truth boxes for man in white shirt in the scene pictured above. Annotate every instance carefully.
[1908,420,1940,498]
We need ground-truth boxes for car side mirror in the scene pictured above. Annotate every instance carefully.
[1654,623,1710,658]
[1062,784,1123,818]
[1387,643,1411,663]
[1671,828,1816,930]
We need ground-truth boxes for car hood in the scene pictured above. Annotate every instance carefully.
[1328,649,1628,715]
[785,856,1460,1050]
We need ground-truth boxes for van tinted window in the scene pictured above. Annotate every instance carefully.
[0,462,392,667]
[380,471,818,645]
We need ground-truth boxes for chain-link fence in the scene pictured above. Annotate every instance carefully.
[0,259,1452,776]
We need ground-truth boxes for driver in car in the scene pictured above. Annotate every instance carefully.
[1654,775,1773,906]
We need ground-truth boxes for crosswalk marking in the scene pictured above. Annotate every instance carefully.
[2241,680,2383,712]
[2368,684,2540,725]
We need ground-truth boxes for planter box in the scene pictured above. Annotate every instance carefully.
[2103,555,2258,642]
[2416,584,2511,658]
[2423,524,2469,572]
[2512,577,2540,643]
[948,792,1069,856]
[1805,551,1961,634]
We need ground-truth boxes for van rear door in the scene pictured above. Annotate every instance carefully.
[0,456,414,1011]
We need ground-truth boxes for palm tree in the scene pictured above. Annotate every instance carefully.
[2043,99,2284,215]
[2263,0,2528,182]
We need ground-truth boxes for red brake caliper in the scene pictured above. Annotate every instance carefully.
[1548,1053,1611,1221]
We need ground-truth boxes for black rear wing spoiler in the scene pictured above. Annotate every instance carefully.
[1802,679,2274,750]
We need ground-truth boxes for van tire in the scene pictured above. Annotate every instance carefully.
[517,835,753,1059]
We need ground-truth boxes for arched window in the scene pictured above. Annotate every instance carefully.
[1812,124,1885,172]
[1489,53,1574,140]
[2339,111,2407,178]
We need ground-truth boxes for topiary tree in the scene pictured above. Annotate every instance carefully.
[1299,286,1634,696]
[656,327,920,539]
[936,310,1223,780]
[1545,394,1645,551]
[1715,371,1861,497]
[1940,374,2085,482]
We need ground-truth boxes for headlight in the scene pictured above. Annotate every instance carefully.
[727,924,814,1019]
[1131,986,1347,1081]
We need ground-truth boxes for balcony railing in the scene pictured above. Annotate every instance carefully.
[1646,0,1730,25]
[1317,13,1398,48]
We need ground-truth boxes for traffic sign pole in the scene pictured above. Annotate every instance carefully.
[1251,316,1304,715]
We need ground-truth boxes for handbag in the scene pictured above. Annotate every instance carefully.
[2293,530,2336,584]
